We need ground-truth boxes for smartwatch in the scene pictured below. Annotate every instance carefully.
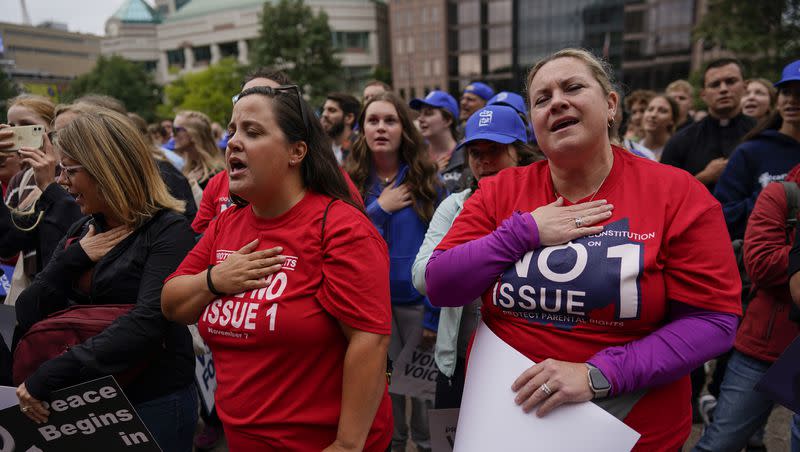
[587,364,611,399]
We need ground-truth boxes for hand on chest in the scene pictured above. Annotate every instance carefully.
[491,218,661,330]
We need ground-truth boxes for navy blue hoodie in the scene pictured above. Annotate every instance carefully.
[365,164,444,331]
[714,130,800,239]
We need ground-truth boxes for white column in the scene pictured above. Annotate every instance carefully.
[183,46,194,71]
[210,43,221,64]
[237,40,249,65]
[157,51,169,84]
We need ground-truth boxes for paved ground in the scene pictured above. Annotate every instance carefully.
[201,396,794,452]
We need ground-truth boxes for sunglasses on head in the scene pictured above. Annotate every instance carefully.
[233,85,311,137]
[172,126,187,134]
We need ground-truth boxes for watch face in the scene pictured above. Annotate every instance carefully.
[590,368,611,390]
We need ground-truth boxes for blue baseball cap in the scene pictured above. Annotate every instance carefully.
[775,60,800,87]
[487,91,527,116]
[409,90,459,120]
[463,82,495,101]
[456,105,527,150]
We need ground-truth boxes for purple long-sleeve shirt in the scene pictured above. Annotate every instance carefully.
[425,212,738,396]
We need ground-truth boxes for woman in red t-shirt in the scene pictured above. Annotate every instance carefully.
[162,85,393,451]
[425,49,741,451]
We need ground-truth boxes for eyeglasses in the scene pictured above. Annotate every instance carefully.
[57,162,84,181]
[233,85,310,137]
[172,126,187,135]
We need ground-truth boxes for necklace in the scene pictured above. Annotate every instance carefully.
[378,171,398,186]
[554,170,610,203]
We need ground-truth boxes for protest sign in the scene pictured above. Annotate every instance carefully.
[428,408,459,452]
[194,352,217,414]
[0,376,160,451]
[389,343,437,401]
[454,322,640,452]
[0,264,13,298]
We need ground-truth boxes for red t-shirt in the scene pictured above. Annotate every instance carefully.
[192,171,231,234]
[169,191,392,450]
[437,146,740,451]
[192,170,365,234]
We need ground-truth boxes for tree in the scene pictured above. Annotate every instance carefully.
[158,58,246,125]
[0,70,20,124]
[250,0,343,107]
[63,55,161,121]
[370,65,393,87]
[694,0,800,80]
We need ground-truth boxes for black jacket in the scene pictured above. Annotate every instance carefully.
[156,160,198,222]
[661,113,755,192]
[0,183,83,273]
[15,209,195,403]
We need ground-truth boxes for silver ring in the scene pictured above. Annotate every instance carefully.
[574,217,583,228]
[20,406,30,413]
[539,383,553,396]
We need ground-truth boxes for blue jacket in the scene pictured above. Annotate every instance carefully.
[365,164,443,331]
[715,130,800,240]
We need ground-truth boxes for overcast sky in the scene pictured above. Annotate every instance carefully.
[3,0,151,36]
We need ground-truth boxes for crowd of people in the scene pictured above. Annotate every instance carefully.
[0,48,798,452]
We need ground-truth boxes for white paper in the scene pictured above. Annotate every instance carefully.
[454,322,641,452]
[0,386,17,410]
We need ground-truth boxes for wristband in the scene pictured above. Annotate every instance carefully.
[206,265,226,297]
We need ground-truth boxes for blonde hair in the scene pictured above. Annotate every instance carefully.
[666,79,694,96]
[745,78,778,111]
[57,107,184,227]
[8,94,55,129]
[175,110,224,184]
[527,48,615,98]
[6,95,56,227]
[526,48,617,137]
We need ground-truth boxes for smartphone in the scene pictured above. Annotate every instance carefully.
[2,125,45,152]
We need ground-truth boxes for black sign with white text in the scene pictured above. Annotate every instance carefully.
[0,376,160,451]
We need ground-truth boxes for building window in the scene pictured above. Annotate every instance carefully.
[489,53,512,73]
[458,53,481,77]
[423,60,431,77]
[143,60,158,72]
[488,0,512,23]
[489,25,511,50]
[332,31,370,52]
[433,59,442,77]
[219,41,239,58]
[396,37,404,54]
[458,1,480,24]
[407,36,414,53]
[167,49,185,67]
[431,6,439,22]
[399,88,406,99]
[624,10,645,33]
[459,27,480,51]
[193,45,211,64]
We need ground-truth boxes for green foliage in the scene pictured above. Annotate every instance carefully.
[0,70,20,124]
[158,58,246,124]
[250,0,343,107]
[694,0,800,81]
[370,65,393,87]
[63,55,161,122]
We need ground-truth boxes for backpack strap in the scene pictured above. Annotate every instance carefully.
[781,181,800,243]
